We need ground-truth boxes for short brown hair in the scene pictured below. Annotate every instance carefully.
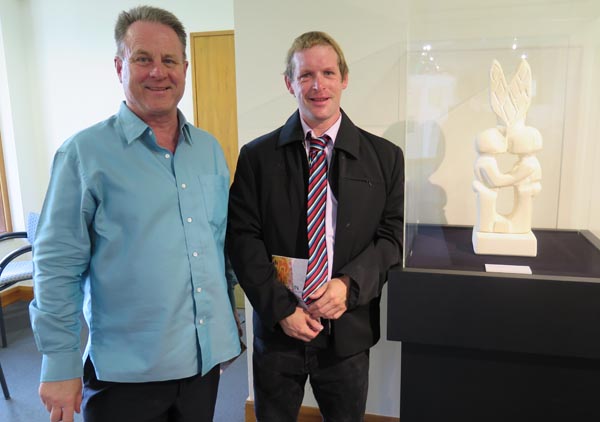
[114,6,187,58]
[284,31,349,80]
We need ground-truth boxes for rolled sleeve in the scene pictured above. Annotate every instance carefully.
[30,147,94,382]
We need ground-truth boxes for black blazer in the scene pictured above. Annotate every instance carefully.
[227,110,404,357]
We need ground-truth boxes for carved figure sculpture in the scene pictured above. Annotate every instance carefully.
[472,59,542,256]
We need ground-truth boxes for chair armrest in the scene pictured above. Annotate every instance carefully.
[0,246,33,291]
[0,245,33,269]
[0,277,27,291]
[0,232,27,242]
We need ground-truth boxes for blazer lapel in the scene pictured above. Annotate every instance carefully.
[277,112,310,255]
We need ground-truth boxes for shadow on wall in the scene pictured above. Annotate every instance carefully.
[383,119,447,226]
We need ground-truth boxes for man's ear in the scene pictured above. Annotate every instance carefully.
[342,72,349,90]
[284,75,295,96]
[114,56,123,83]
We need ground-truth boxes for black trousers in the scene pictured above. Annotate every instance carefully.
[253,336,370,422]
[82,358,220,422]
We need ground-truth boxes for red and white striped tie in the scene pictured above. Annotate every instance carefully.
[303,134,329,304]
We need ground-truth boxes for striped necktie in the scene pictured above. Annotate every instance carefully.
[303,134,330,304]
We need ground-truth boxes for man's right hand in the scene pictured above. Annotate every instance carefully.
[39,378,83,422]
[279,306,323,342]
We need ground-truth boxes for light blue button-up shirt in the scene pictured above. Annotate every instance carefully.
[30,102,240,383]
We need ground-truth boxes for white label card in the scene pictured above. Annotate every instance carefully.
[485,264,532,275]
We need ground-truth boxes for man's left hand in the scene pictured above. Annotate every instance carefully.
[307,276,350,320]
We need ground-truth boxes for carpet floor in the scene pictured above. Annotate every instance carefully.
[0,301,248,422]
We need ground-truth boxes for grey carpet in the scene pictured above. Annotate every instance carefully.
[0,301,248,422]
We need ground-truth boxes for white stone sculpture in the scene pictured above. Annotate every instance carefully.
[472,59,542,256]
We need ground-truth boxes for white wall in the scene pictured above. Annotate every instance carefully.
[234,0,408,146]
[0,0,40,229]
[234,0,407,417]
[0,0,234,229]
[582,17,600,238]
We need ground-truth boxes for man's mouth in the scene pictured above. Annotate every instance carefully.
[147,87,170,91]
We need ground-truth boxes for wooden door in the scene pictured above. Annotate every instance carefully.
[190,30,238,182]
[190,30,244,308]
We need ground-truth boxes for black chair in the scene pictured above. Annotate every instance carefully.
[0,359,9,399]
[0,212,39,348]
[0,212,39,400]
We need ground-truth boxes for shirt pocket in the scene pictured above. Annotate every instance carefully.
[198,175,229,231]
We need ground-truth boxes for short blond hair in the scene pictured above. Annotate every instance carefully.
[284,31,348,80]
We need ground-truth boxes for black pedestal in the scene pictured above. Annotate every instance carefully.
[387,226,600,422]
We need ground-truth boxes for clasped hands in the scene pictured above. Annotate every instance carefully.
[279,276,350,342]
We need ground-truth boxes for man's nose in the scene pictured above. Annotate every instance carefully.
[149,63,167,78]
[312,74,323,90]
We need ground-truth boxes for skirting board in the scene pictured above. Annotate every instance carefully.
[0,285,34,307]
[245,400,399,422]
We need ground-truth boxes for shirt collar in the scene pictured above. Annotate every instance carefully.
[117,101,192,145]
[300,113,342,145]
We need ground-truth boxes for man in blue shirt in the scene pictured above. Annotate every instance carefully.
[29,6,240,422]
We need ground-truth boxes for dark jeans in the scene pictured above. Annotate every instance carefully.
[82,358,220,422]
[253,337,369,422]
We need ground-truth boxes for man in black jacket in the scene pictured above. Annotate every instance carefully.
[227,31,404,422]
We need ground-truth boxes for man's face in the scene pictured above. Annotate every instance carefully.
[285,45,348,132]
[115,21,188,122]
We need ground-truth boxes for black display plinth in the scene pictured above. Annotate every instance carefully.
[388,226,600,422]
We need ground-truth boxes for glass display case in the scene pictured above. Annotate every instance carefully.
[403,0,600,278]
[388,2,600,421]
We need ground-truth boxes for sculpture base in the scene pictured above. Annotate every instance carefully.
[472,228,537,257]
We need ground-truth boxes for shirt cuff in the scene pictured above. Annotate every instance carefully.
[40,351,84,382]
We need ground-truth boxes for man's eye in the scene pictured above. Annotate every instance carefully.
[134,57,151,64]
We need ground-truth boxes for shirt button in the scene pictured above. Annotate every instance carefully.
[165,153,171,159]
[196,287,202,293]
[192,251,199,257]
[187,217,193,223]
[198,319,204,325]
[181,183,187,189]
